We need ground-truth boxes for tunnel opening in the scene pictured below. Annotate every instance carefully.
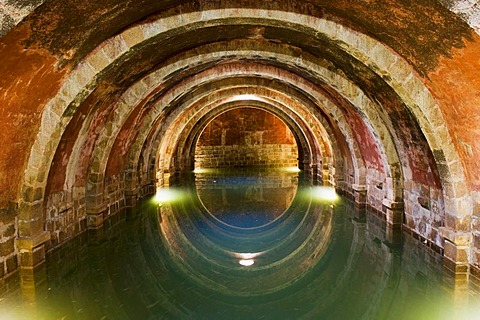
[194,107,299,171]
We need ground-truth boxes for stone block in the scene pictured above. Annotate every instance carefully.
[385,208,403,226]
[87,212,105,229]
[439,227,472,246]
[19,244,46,268]
[18,217,44,237]
[1,224,15,238]
[473,249,480,268]
[0,238,15,257]
[6,256,18,274]
[16,231,51,251]
[444,214,471,232]
[87,47,110,72]
[404,214,415,229]
[474,232,480,249]
[443,240,470,265]
[0,203,16,225]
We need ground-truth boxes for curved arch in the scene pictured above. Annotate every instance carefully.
[26,9,459,201]
[128,74,368,193]
[16,8,465,267]
[121,61,396,207]
[169,101,323,177]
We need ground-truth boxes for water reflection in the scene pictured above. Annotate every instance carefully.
[194,169,298,229]
[0,168,479,319]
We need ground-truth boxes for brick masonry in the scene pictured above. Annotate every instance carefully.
[0,2,479,279]
[195,108,298,168]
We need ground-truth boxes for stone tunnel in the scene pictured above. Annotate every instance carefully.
[0,0,479,290]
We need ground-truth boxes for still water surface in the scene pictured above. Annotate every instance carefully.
[1,169,479,319]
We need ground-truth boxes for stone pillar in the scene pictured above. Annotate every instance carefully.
[311,164,322,185]
[352,184,367,208]
[440,226,472,275]
[382,199,404,227]
[16,199,51,269]
[85,178,107,229]
[16,230,50,269]
[301,158,312,177]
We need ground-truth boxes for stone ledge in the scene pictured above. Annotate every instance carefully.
[382,198,404,209]
[16,231,51,251]
[439,227,472,246]
[352,184,367,192]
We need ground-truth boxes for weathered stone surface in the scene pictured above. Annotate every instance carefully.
[0,238,14,257]
[0,0,479,279]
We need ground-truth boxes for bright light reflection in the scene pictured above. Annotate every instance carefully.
[311,186,339,202]
[232,94,261,101]
[233,252,262,267]
[153,188,179,204]
[283,166,301,173]
[0,308,23,320]
[239,259,255,267]
[237,253,259,260]
[193,167,210,174]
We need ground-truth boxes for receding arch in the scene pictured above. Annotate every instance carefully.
[16,8,465,270]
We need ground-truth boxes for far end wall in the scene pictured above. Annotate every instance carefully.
[195,108,298,168]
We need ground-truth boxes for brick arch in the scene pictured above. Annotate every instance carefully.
[122,61,396,211]
[2,1,479,39]
[107,61,367,200]
[128,76,367,196]
[168,101,326,180]
[18,9,465,266]
[147,87,332,188]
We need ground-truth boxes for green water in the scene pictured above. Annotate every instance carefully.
[1,169,479,319]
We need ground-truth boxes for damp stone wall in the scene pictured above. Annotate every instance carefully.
[195,108,298,169]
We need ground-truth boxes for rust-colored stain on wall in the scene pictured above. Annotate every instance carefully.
[0,25,66,206]
[428,35,480,191]
[198,108,295,147]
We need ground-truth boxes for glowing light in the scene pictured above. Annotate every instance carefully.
[153,188,179,204]
[239,259,255,266]
[311,186,339,202]
[283,166,301,173]
[238,253,259,260]
[193,168,209,174]
[234,252,262,267]
[232,94,261,101]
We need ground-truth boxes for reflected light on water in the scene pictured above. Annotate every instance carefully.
[311,186,339,202]
[234,252,262,267]
[0,308,24,320]
[193,167,212,174]
[153,188,181,204]
[282,166,301,173]
[239,259,255,267]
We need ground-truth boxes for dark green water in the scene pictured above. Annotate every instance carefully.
[1,169,479,319]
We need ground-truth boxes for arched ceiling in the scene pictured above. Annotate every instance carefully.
[0,0,479,244]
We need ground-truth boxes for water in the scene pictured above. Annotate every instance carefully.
[1,169,479,319]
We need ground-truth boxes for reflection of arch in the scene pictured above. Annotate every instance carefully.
[193,171,299,233]
[159,184,334,296]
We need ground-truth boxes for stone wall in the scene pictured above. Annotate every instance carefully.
[195,108,298,168]
[403,182,445,248]
[0,204,17,279]
[195,144,298,168]
[42,172,140,253]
